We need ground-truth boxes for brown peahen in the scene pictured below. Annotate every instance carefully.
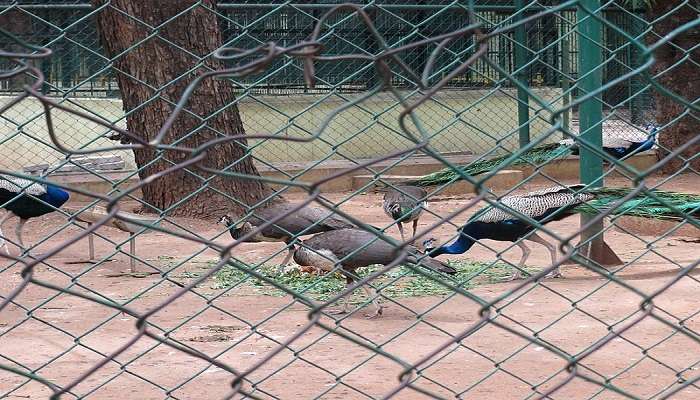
[293,228,456,318]
[218,202,356,274]
[382,185,428,242]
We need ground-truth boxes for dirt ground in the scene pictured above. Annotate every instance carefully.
[1,173,700,399]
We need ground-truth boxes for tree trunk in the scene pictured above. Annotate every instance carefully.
[1,9,33,90]
[647,2,700,173]
[92,0,274,218]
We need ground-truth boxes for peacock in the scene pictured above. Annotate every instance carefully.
[218,202,356,274]
[382,185,427,242]
[562,124,658,159]
[0,175,70,254]
[410,125,659,187]
[293,228,456,318]
[423,184,700,280]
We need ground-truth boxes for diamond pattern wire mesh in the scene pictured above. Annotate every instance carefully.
[0,0,699,399]
[0,0,655,171]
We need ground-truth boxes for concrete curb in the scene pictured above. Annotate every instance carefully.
[53,152,659,202]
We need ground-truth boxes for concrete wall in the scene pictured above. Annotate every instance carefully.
[0,96,134,171]
[0,87,563,171]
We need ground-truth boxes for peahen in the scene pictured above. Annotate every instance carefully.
[410,125,659,187]
[382,185,427,242]
[423,184,700,280]
[0,175,70,254]
[293,228,456,318]
[218,202,356,273]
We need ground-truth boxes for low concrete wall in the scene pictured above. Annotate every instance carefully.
[53,152,658,202]
[0,96,134,171]
[0,87,563,171]
[519,153,658,181]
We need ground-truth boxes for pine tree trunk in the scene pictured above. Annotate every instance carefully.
[92,0,274,218]
[647,2,700,173]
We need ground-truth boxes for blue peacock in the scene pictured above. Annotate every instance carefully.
[423,184,700,280]
[0,175,70,253]
[561,124,658,159]
[409,125,659,187]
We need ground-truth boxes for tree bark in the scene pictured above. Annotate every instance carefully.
[647,1,700,173]
[92,0,274,218]
[1,9,33,90]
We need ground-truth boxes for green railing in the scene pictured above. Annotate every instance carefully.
[0,2,648,96]
[0,1,698,399]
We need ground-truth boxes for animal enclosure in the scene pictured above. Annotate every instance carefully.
[0,1,699,400]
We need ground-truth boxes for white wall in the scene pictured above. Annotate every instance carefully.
[0,87,564,172]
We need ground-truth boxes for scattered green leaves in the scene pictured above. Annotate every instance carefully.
[211,260,540,301]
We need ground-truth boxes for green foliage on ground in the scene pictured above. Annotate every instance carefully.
[209,260,540,301]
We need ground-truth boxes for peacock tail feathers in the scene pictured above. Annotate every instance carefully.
[409,126,657,188]
[408,143,572,187]
[574,187,700,221]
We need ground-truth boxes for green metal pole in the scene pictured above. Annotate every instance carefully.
[577,0,603,186]
[514,0,530,147]
[560,20,571,134]
[576,0,622,266]
[629,0,645,125]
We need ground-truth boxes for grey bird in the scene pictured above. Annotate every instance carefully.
[218,202,356,273]
[293,228,456,318]
[382,185,428,242]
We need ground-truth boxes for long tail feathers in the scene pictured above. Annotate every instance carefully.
[576,187,700,221]
[406,131,658,188]
[406,143,571,187]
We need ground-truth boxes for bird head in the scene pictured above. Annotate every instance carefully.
[218,215,254,238]
[217,215,233,226]
[648,124,660,145]
[421,237,438,253]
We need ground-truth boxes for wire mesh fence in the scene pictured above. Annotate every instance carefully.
[0,0,699,399]
[0,0,655,171]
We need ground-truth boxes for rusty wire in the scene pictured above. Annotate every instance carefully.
[0,2,698,399]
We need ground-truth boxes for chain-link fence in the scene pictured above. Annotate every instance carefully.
[0,0,655,172]
[1,0,699,399]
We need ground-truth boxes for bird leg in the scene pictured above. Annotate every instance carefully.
[0,213,14,255]
[527,232,560,278]
[509,240,531,281]
[397,222,406,242]
[329,275,353,315]
[361,284,383,319]
[15,218,27,254]
[411,219,419,242]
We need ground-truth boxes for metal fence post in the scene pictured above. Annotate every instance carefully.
[629,0,647,125]
[560,17,571,134]
[576,0,622,266]
[515,0,530,147]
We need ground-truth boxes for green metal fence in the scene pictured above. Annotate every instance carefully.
[1,0,699,399]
